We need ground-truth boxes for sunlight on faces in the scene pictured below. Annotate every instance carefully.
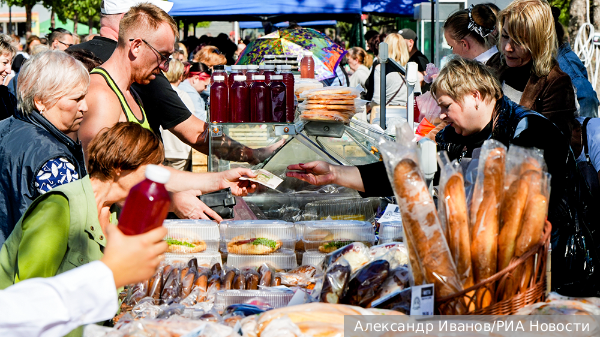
[133,23,175,85]
[436,89,488,136]
[36,84,88,135]
[0,53,11,79]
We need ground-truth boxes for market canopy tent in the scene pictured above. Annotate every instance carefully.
[239,20,337,29]
[361,0,429,16]
[170,0,362,22]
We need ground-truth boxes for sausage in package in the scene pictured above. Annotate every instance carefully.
[380,121,464,309]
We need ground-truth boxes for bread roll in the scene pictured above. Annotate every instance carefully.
[471,191,499,308]
[393,159,463,301]
[516,194,547,292]
[444,173,474,289]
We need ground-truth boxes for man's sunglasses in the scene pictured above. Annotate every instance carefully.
[130,38,171,71]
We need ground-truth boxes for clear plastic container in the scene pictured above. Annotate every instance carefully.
[222,221,296,254]
[300,51,315,79]
[164,220,220,253]
[303,198,375,222]
[378,221,404,244]
[301,251,326,269]
[301,220,376,253]
[214,289,294,312]
[164,251,223,267]
[226,252,298,270]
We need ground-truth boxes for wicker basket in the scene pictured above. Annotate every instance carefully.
[436,221,551,315]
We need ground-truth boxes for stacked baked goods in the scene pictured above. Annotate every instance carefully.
[301,220,376,254]
[298,87,364,124]
[164,220,220,255]
[382,127,551,314]
[294,79,323,103]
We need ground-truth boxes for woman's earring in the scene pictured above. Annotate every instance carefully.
[476,104,479,110]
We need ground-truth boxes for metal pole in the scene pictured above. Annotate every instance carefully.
[234,21,240,45]
[430,0,434,62]
[434,0,440,66]
[406,62,418,129]
[8,6,11,35]
[379,42,389,130]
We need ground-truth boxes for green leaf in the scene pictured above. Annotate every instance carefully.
[324,241,352,250]
[251,238,277,250]
[166,238,195,248]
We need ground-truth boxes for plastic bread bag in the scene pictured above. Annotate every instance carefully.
[299,86,363,100]
[380,120,464,308]
[498,145,548,277]
[257,263,275,288]
[161,267,182,304]
[342,259,390,307]
[131,298,161,319]
[468,140,506,308]
[180,267,198,299]
[241,267,261,290]
[319,259,352,304]
[437,151,474,290]
[123,280,149,308]
[322,242,371,274]
[278,265,318,287]
[366,266,411,308]
[415,91,441,124]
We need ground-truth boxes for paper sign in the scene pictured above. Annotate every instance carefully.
[410,284,435,315]
[370,288,404,308]
[378,204,403,223]
[239,169,283,189]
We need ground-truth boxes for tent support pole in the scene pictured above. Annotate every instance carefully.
[430,0,434,62]
[379,42,389,130]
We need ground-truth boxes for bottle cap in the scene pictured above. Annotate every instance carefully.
[214,75,225,81]
[240,65,248,69]
[145,164,171,184]
[252,75,266,80]
[270,75,283,80]
[234,75,247,81]
[265,55,275,59]
[247,65,259,70]
[264,65,276,70]
[231,65,243,69]
[259,64,267,69]
[304,51,313,56]
[280,65,292,70]
[214,65,225,70]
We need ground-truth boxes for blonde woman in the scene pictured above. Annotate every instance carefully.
[193,45,227,69]
[347,47,372,89]
[162,59,194,171]
[0,34,16,120]
[498,0,576,138]
[370,33,411,126]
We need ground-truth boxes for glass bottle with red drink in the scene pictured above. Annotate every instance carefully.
[246,65,259,86]
[300,51,315,79]
[263,65,276,85]
[210,75,229,123]
[117,165,171,235]
[228,65,243,85]
[258,64,267,75]
[211,65,228,86]
[250,75,271,123]
[279,65,295,122]
[269,75,287,123]
[229,75,250,123]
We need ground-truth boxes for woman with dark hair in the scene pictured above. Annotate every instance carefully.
[553,7,599,118]
[444,4,501,69]
[178,62,212,121]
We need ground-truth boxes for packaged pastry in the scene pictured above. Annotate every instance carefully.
[369,242,409,270]
[320,260,352,304]
[301,221,376,253]
[342,260,390,307]
[381,121,464,308]
[164,220,220,253]
[222,221,296,255]
[378,221,404,244]
[303,198,375,222]
[322,242,372,273]
[226,251,298,271]
[299,86,362,100]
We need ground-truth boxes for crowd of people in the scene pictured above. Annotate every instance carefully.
[0,0,598,334]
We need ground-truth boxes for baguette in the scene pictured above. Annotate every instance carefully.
[444,173,474,289]
[516,194,547,292]
[471,191,499,308]
[393,159,462,300]
[470,147,506,224]
[497,176,531,270]
[405,238,424,285]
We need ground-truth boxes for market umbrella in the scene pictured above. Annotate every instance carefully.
[237,28,347,81]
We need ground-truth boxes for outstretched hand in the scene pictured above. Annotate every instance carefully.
[218,168,258,196]
[286,161,336,186]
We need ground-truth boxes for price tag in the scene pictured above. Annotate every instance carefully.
[410,284,434,315]
[378,204,403,223]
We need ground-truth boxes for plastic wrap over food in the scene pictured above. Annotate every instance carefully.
[437,151,474,290]
[469,140,506,308]
[226,252,298,271]
[319,259,352,304]
[378,222,404,244]
[298,86,365,124]
[380,121,464,309]
[368,242,409,270]
[294,79,323,102]
[301,221,376,253]
[164,220,220,253]
[214,289,295,312]
[223,221,296,255]
[415,91,441,124]
[342,259,390,307]
[322,242,371,274]
[302,198,375,222]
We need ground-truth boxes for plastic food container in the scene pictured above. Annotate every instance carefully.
[301,251,326,270]
[164,251,223,267]
[294,222,305,251]
[214,289,294,312]
[303,198,375,222]
[300,220,376,253]
[226,252,298,271]
[378,221,403,244]
[164,220,220,253]
[222,221,296,255]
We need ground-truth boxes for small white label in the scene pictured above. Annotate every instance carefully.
[287,288,309,306]
[370,288,404,308]
[410,284,434,315]
[378,204,403,223]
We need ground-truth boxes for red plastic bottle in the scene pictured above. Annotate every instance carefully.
[263,65,276,85]
[246,65,259,86]
[279,65,295,122]
[210,75,229,123]
[118,165,171,235]
[269,75,287,123]
[229,75,250,123]
[250,75,272,122]
[300,51,315,79]
[211,65,228,86]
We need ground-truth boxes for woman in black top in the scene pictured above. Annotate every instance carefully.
[0,34,17,121]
